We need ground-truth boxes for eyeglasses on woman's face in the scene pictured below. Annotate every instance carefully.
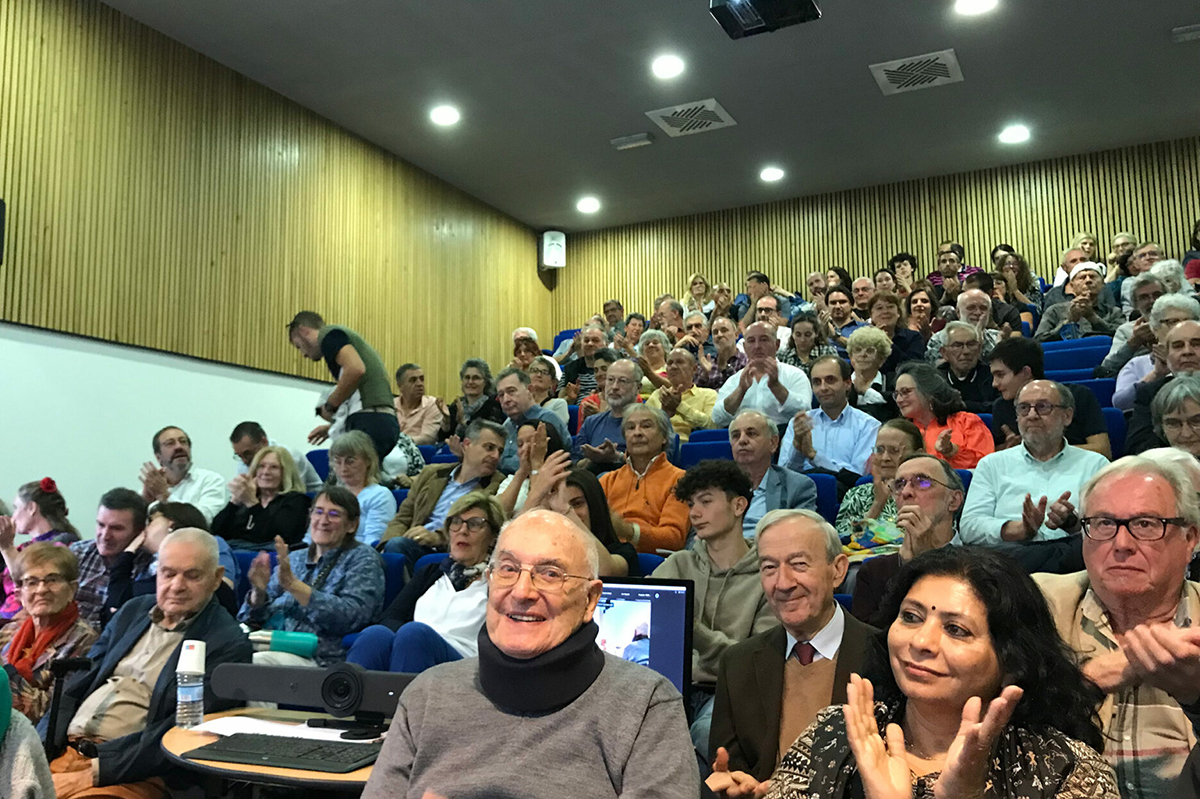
[448,515,490,533]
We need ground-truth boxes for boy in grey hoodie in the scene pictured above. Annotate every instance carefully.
[652,459,779,753]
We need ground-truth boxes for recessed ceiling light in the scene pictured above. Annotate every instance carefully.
[998,124,1030,144]
[955,0,998,15]
[576,196,601,214]
[429,105,461,126]
[759,166,785,182]
[651,54,685,80]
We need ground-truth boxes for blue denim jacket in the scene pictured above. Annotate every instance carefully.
[238,540,384,665]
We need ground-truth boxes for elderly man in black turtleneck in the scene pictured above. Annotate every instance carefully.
[362,509,698,799]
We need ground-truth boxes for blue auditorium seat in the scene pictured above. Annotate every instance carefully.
[834,593,852,611]
[1042,336,1111,351]
[380,553,408,608]
[392,488,409,505]
[415,552,451,573]
[417,445,438,463]
[806,473,838,525]
[568,404,579,433]
[554,328,581,351]
[1103,407,1126,458]
[1046,368,1095,383]
[678,441,733,468]
[637,553,665,575]
[306,450,329,482]
[1069,378,1116,408]
[689,428,730,443]
[1044,347,1107,373]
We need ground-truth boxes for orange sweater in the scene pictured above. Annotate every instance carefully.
[919,412,995,470]
[600,454,690,553]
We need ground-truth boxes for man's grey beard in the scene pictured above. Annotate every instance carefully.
[162,456,191,482]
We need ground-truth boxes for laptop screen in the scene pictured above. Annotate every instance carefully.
[596,577,693,695]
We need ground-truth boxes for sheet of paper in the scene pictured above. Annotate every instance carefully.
[191,715,383,743]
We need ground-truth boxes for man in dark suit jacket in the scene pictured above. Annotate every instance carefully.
[707,509,877,787]
[45,529,252,798]
[729,410,817,538]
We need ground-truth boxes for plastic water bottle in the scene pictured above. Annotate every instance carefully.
[176,640,206,729]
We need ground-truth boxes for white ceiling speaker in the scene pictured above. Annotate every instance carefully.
[540,231,566,270]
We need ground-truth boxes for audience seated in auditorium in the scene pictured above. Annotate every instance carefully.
[769,547,1117,799]
[497,421,568,516]
[677,311,716,360]
[69,489,148,629]
[924,290,1000,365]
[1151,258,1192,298]
[744,295,791,348]
[213,446,311,550]
[599,406,689,553]
[575,359,642,469]
[440,358,507,441]
[496,366,572,474]
[510,335,543,371]
[961,380,1108,547]
[636,329,672,395]
[0,479,80,626]
[645,349,716,443]
[826,266,853,289]
[730,410,818,537]
[1036,262,1124,342]
[557,324,608,401]
[1152,375,1200,461]
[712,322,813,428]
[1117,242,1165,314]
[696,316,747,390]
[735,272,791,327]
[1102,273,1165,375]
[684,274,715,316]
[0,545,97,722]
[138,426,226,524]
[601,299,626,337]
[850,453,964,625]
[823,286,866,353]
[1048,246,1090,291]
[393,363,447,446]
[871,291,927,376]
[834,419,925,542]
[777,312,837,376]
[779,356,880,485]
[988,337,1112,457]
[361,509,698,799]
[895,362,994,469]
[962,271,1023,333]
[707,508,873,791]
[48,529,252,799]
[0,667,55,799]
[888,253,917,296]
[1127,319,1200,454]
[325,431,396,547]
[104,502,239,625]
[288,310,400,461]
[933,321,998,414]
[349,493,502,674]
[240,486,384,666]
[381,420,506,560]
[850,277,876,322]
[846,326,892,413]
[228,420,322,494]
[1035,455,1200,797]
[653,461,776,753]
[873,267,897,295]
[525,355,570,427]
[1113,293,1200,411]
[612,313,646,358]
[380,430,426,489]
[656,297,687,344]
[573,347,620,432]
[905,285,941,343]
[929,241,970,302]
[995,250,1044,314]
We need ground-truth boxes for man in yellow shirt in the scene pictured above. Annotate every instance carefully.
[646,349,717,443]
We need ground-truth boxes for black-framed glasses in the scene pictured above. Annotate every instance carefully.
[18,574,68,590]
[1080,516,1184,541]
[1016,401,1066,417]
[447,515,490,532]
[485,561,591,593]
[891,474,954,493]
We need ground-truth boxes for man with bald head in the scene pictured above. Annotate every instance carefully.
[646,348,717,443]
[48,528,251,798]
[1036,457,1200,798]
[961,380,1109,547]
[712,322,812,427]
[1128,319,1200,454]
[363,510,698,799]
[850,277,875,321]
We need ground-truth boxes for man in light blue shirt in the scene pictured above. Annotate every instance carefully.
[960,380,1109,546]
[495,367,571,474]
[779,356,880,480]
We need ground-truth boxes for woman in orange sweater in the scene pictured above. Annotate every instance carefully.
[599,405,689,553]
[894,362,994,469]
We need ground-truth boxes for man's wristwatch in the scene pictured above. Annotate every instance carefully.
[323,401,338,414]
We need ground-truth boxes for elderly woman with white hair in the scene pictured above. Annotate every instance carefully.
[1151,375,1200,462]
[846,326,892,411]
[636,329,672,396]
[599,406,689,553]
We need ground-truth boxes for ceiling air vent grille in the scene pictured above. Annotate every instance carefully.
[869,49,964,96]
[645,98,737,138]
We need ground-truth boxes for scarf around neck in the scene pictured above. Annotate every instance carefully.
[440,556,485,592]
[477,620,605,714]
[6,601,80,682]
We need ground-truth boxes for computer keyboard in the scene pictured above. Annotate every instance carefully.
[184,732,383,773]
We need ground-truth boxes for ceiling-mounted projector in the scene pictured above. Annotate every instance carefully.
[710,0,821,39]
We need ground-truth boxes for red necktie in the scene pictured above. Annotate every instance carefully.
[793,641,816,666]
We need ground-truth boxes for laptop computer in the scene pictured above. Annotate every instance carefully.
[596,576,693,700]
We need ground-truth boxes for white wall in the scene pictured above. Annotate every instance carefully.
[0,323,331,537]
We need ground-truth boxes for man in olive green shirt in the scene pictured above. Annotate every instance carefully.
[288,310,400,460]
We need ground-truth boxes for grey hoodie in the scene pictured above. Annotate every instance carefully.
[653,539,779,684]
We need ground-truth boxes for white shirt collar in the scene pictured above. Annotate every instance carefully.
[785,603,845,663]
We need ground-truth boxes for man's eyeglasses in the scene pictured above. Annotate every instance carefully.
[945,340,980,351]
[606,377,635,387]
[448,516,490,532]
[1162,415,1200,434]
[891,474,954,493]
[18,574,68,590]
[1080,516,1184,542]
[1015,402,1065,417]
[486,561,591,593]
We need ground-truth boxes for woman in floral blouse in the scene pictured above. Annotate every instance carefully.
[834,419,924,543]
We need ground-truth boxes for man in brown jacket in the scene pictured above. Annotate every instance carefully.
[380,419,505,562]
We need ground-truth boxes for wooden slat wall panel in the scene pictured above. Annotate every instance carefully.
[0,0,550,398]
[556,138,1200,331]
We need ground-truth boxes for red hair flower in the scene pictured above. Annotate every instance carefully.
[39,477,57,494]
